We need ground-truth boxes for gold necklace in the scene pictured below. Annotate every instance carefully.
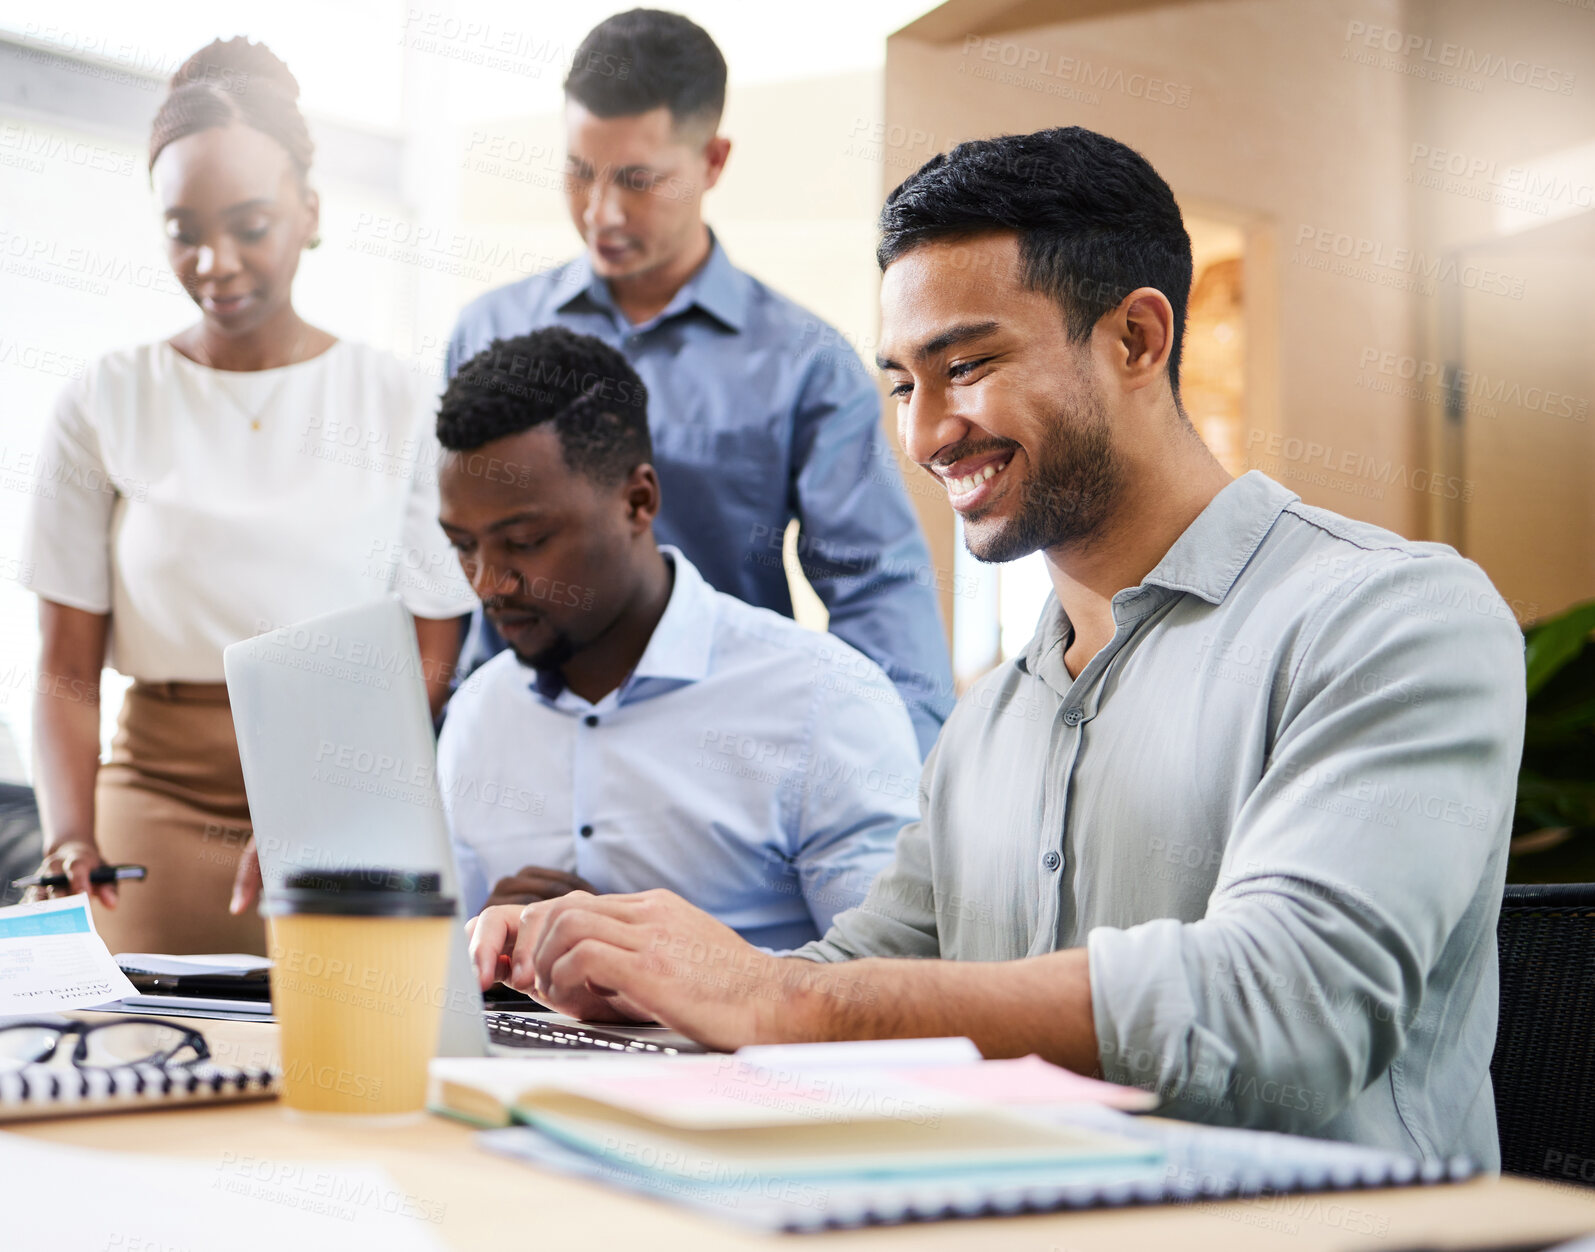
[182,324,312,431]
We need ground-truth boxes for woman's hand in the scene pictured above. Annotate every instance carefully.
[24,839,116,907]
[228,839,263,915]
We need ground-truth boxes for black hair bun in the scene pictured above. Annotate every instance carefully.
[151,37,314,177]
[170,36,300,101]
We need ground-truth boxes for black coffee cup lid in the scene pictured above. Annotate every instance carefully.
[261,868,457,918]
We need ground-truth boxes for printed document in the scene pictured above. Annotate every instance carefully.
[0,895,138,1016]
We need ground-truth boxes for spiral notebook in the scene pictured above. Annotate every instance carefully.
[0,1060,279,1123]
[480,1102,1477,1233]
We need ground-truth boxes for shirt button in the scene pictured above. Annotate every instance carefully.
[579,825,594,839]
[584,715,599,728]
[1063,707,1084,727]
[1042,850,1062,872]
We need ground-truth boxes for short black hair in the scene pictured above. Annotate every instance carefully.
[437,328,652,485]
[564,9,726,132]
[878,127,1192,395]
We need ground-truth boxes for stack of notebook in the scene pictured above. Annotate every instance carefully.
[430,1038,1474,1232]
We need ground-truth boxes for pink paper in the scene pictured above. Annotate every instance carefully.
[896,1055,1158,1111]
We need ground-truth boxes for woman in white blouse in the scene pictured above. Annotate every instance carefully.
[19,38,475,954]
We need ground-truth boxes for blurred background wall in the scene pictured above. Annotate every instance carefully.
[0,0,1590,780]
[887,0,1595,677]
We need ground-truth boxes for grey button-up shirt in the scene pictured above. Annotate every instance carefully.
[801,472,1525,1167]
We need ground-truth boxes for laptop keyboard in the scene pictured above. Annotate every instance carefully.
[484,1011,696,1055]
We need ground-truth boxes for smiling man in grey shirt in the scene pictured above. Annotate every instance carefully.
[469,127,1526,1167]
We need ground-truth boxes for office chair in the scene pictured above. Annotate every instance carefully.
[0,783,41,907]
[1491,881,1595,1185]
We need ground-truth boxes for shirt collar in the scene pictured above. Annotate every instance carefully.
[628,546,717,686]
[553,232,748,333]
[1140,471,1297,605]
[1020,598,1071,681]
[1019,471,1296,676]
[530,664,565,703]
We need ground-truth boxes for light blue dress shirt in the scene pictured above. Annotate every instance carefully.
[800,473,1526,1166]
[436,548,921,950]
[445,237,954,754]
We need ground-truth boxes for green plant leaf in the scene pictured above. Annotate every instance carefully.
[1524,695,1595,744]
[1525,604,1595,696]
[1515,769,1595,830]
[1515,601,1595,880]
[1525,599,1595,698]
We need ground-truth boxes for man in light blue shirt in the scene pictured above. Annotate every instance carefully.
[445,9,952,753]
[434,327,919,950]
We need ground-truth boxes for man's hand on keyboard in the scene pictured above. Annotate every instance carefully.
[466,889,784,1050]
[468,894,649,1024]
[485,865,597,908]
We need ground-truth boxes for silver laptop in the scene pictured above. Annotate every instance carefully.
[222,596,707,1057]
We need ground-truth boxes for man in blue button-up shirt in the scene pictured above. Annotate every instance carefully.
[445,9,952,754]
[434,327,919,950]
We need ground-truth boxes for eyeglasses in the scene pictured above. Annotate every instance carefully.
[0,1017,210,1071]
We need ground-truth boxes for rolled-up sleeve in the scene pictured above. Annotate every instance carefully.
[1088,554,1525,1132]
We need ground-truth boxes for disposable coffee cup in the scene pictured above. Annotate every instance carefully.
[262,868,456,1119]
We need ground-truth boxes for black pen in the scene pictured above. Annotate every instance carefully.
[11,864,148,890]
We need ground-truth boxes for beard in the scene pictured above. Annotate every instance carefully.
[962,388,1123,564]
[514,630,577,674]
[485,601,578,674]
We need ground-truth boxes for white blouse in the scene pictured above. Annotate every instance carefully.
[20,339,476,681]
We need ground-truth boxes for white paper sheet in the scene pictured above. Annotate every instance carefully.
[734,1036,982,1069]
[0,895,138,1017]
[0,1133,447,1251]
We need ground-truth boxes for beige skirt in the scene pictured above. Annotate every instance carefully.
[90,681,267,956]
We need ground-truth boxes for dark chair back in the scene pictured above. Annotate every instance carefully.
[0,783,41,907]
[1492,881,1595,1185]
